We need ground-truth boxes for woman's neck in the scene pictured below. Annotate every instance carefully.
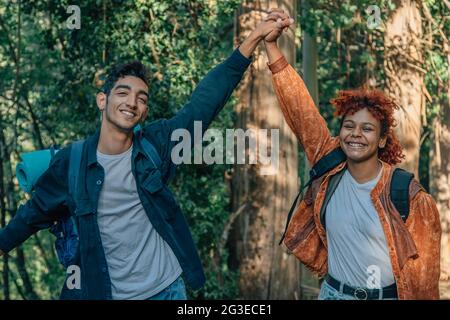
[346,156,382,184]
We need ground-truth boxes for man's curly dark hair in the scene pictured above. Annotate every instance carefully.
[102,61,151,96]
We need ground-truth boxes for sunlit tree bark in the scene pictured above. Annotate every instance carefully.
[299,0,319,299]
[384,0,425,178]
[230,0,301,299]
[430,47,450,294]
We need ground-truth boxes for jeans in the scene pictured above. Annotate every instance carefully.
[147,276,187,300]
[318,279,398,300]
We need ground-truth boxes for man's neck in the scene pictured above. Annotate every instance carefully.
[346,156,382,184]
[98,121,133,155]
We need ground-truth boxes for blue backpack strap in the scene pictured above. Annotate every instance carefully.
[68,140,84,198]
[67,140,84,235]
[51,140,84,269]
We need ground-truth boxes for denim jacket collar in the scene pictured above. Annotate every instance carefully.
[85,128,150,168]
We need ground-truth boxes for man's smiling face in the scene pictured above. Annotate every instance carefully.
[97,75,149,132]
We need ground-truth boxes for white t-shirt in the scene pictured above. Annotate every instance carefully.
[326,168,395,288]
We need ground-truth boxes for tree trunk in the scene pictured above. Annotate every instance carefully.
[429,47,450,295]
[430,101,450,292]
[302,26,318,107]
[384,0,424,178]
[299,0,319,299]
[230,0,300,299]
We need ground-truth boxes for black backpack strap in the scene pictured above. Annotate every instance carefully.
[306,148,346,188]
[390,168,413,222]
[279,148,346,245]
[320,169,345,230]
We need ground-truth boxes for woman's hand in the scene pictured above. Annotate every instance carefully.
[263,8,294,43]
[239,12,293,58]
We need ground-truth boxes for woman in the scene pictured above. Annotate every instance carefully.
[264,9,441,300]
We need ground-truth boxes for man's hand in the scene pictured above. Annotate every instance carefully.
[254,18,293,43]
[263,8,293,43]
[238,9,294,58]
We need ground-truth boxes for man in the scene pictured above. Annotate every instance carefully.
[0,15,293,300]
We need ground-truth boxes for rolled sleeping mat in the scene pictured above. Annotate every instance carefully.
[16,124,142,193]
[16,148,59,193]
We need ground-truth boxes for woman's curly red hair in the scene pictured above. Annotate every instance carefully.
[330,88,405,165]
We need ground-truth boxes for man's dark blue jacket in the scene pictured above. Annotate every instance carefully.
[0,49,251,299]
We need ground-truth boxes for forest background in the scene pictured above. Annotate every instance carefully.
[0,0,448,299]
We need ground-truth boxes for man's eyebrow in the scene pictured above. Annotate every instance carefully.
[114,84,131,91]
[137,90,149,98]
[114,85,148,98]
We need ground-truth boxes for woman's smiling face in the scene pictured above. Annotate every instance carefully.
[339,107,387,163]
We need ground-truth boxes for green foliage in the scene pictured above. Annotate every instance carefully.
[0,0,447,300]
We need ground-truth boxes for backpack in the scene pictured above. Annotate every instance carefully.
[279,147,414,245]
[48,134,162,269]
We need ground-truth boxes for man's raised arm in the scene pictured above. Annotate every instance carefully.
[144,16,293,171]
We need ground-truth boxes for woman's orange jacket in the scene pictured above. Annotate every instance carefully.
[269,56,441,300]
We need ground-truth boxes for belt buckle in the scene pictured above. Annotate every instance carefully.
[354,288,368,300]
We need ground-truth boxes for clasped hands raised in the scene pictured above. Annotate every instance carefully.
[256,8,294,43]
